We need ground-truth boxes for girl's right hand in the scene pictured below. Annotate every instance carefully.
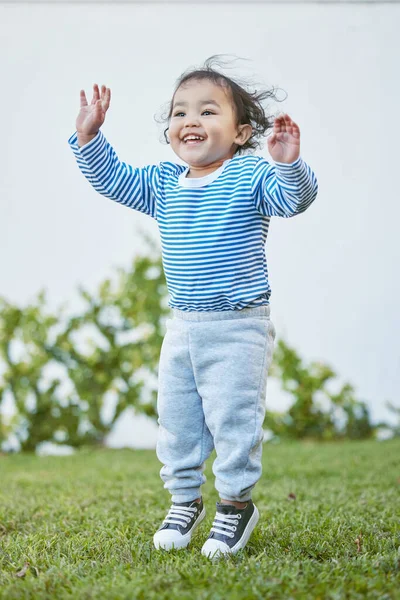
[76,84,111,137]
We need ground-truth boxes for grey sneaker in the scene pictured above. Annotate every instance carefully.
[153,498,206,550]
[201,499,259,559]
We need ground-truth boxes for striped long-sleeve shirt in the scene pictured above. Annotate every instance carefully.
[68,130,318,312]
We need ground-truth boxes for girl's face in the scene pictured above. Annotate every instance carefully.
[168,79,252,176]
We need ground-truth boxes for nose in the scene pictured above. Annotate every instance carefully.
[183,114,200,128]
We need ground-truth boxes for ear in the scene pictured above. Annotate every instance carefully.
[234,124,252,147]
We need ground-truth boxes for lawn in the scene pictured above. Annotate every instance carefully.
[0,438,399,599]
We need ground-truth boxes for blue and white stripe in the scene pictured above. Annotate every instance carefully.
[68,130,318,311]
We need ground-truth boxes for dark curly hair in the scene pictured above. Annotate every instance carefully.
[156,55,286,155]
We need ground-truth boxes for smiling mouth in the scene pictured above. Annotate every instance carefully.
[182,135,206,144]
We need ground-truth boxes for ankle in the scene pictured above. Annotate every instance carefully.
[220,498,248,509]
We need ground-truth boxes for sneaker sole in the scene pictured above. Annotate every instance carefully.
[153,507,206,550]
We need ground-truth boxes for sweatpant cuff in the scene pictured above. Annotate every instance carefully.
[171,490,202,503]
[218,492,252,502]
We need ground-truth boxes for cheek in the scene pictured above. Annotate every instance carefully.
[168,122,180,141]
[205,124,223,140]
[206,120,234,141]
[212,129,232,145]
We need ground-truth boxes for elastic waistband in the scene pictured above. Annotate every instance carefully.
[171,305,270,322]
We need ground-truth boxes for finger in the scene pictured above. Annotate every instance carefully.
[282,114,293,134]
[290,119,300,137]
[91,83,100,105]
[273,116,283,133]
[283,113,297,126]
[95,99,103,113]
[283,114,301,138]
[79,89,88,108]
[102,87,111,111]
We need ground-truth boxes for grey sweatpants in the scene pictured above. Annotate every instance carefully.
[156,305,276,503]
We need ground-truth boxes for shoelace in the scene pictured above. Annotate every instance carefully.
[211,512,242,538]
[163,504,198,528]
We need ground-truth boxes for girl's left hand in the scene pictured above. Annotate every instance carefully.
[267,114,300,164]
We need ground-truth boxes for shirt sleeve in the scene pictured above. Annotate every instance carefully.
[68,130,161,220]
[250,156,318,218]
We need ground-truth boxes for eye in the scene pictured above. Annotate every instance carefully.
[202,110,214,116]
[173,112,185,117]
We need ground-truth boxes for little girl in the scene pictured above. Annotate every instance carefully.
[68,57,318,559]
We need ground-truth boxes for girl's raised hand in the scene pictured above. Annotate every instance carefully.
[76,84,111,136]
[267,114,300,164]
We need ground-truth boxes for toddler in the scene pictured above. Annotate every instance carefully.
[68,57,318,559]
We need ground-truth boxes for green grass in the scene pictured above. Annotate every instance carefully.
[0,439,399,599]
